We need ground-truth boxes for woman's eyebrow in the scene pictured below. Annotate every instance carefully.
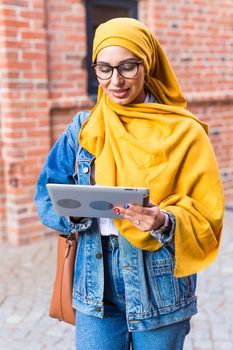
[96,58,138,64]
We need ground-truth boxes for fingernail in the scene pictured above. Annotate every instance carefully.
[114,207,121,215]
[123,203,130,209]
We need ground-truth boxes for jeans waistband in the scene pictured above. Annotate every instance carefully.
[101,235,119,251]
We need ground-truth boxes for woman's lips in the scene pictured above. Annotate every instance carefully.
[110,88,130,98]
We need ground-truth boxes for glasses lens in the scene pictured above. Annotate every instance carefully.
[93,61,142,80]
[94,64,112,80]
[118,62,139,79]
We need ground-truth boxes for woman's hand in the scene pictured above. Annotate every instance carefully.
[115,201,166,231]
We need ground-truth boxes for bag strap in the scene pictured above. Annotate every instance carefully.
[74,157,78,176]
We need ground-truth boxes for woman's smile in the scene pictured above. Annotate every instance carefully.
[109,88,130,99]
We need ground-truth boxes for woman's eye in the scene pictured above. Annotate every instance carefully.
[121,63,135,71]
[99,65,112,73]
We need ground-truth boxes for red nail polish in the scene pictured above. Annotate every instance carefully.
[114,207,120,215]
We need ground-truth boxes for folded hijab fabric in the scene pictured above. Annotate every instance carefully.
[92,17,186,107]
[79,18,224,277]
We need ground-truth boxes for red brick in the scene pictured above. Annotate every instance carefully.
[4,121,36,128]
[2,61,32,70]
[20,10,44,19]
[0,8,16,16]
[21,31,46,40]
[1,19,29,28]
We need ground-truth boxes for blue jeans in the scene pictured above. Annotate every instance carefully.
[75,235,190,350]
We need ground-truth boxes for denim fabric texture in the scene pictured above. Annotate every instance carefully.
[75,235,191,350]
[35,111,198,334]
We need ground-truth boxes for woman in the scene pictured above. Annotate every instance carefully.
[35,18,224,349]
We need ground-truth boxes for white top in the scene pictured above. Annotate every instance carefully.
[99,216,119,236]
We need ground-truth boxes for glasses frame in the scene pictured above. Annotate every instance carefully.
[91,60,143,80]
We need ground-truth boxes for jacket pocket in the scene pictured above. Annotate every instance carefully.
[149,246,196,310]
[150,255,180,308]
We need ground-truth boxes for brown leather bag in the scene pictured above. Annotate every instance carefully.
[49,232,77,325]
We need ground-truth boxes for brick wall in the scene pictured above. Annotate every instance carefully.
[46,0,91,109]
[0,136,6,242]
[0,0,232,244]
[0,0,50,243]
[141,0,233,93]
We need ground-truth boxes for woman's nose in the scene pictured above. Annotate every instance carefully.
[110,68,124,84]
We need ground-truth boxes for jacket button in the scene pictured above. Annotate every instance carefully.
[123,264,131,270]
[95,306,102,312]
[96,252,103,259]
[83,166,89,174]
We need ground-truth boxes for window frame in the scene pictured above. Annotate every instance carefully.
[85,0,138,98]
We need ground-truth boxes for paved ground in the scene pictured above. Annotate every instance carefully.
[0,210,233,350]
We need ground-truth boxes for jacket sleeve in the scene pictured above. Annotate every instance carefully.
[34,111,91,234]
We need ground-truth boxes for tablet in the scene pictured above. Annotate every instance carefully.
[46,184,150,218]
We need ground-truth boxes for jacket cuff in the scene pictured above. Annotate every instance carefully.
[67,217,93,233]
[150,212,175,245]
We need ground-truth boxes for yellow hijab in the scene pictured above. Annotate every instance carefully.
[79,18,224,277]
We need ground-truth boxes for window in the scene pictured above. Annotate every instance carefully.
[85,0,138,97]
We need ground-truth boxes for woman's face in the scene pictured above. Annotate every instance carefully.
[95,46,146,105]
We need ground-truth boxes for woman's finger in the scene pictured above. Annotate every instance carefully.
[115,203,166,231]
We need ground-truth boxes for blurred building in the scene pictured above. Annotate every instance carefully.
[0,0,232,244]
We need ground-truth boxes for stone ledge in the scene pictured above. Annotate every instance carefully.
[50,96,94,110]
[186,90,233,104]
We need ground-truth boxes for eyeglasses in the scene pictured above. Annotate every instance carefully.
[92,60,143,80]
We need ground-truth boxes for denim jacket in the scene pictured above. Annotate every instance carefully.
[35,111,197,331]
